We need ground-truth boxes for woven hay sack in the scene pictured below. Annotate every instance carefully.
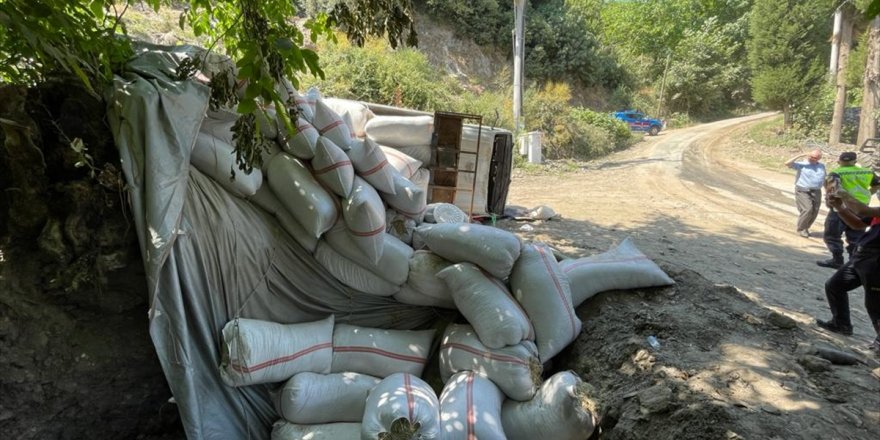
[393,144,432,164]
[219,315,334,387]
[267,153,338,239]
[392,284,456,309]
[281,117,319,160]
[438,323,541,402]
[500,371,597,440]
[331,324,434,378]
[439,371,506,440]
[362,373,441,440]
[323,97,375,138]
[409,167,430,195]
[314,241,400,296]
[382,171,427,222]
[246,185,318,253]
[560,237,674,307]
[191,132,263,198]
[313,99,353,150]
[275,372,380,424]
[436,262,533,349]
[313,137,355,198]
[341,177,387,264]
[324,221,413,286]
[386,209,416,245]
[380,146,423,180]
[413,223,521,280]
[347,138,396,195]
[305,86,322,115]
[510,243,581,363]
[271,421,360,440]
[406,250,454,303]
[364,115,434,148]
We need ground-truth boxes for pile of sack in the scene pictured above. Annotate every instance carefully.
[190,83,675,439]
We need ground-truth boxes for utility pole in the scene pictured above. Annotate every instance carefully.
[829,6,852,145]
[513,0,526,135]
[656,53,671,117]
[830,8,843,79]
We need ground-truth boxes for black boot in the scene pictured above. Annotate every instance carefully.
[816,257,843,269]
[816,318,853,335]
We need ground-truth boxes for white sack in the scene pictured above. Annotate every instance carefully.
[380,146,423,179]
[276,372,380,424]
[219,316,334,387]
[282,117,319,160]
[314,241,400,296]
[305,86,322,115]
[191,132,263,197]
[560,237,675,307]
[272,421,360,440]
[383,171,427,221]
[410,167,431,195]
[341,177,387,263]
[257,106,280,140]
[439,371,506,440]
[437,262,533,349]
[386,209,416,245]
[394,144,432,164]
[200,117,280,175]
[501,371,597,440]
[510,243,581,363]
[406,251,455,304]
[313,137,355,198]
[424,203,468,224]
[439,324,541,402]
[413,223,521,279]
[314,99,353,150]
[346,138,396,194]
[267,153,338,238]
[365,115,434,148]
[362,373,441,440]
[331,323,434,378]
[247,185,318,252]
[393,285,456,309]
[323,98,375,138]
[324,222,412,286]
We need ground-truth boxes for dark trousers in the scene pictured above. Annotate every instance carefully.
[823,210,866,259]
[795,188,821,231]
[824,246,880,336]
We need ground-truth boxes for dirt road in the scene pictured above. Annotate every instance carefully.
[508,113,873,341]
[504,115,880,438]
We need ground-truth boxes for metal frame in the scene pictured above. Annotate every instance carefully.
[429,111,483,221]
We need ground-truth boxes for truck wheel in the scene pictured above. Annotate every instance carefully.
[648,126,660,136]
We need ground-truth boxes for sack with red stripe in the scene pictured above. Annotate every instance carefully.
[313,99,353,150]
[382,171,427,222]
[362,373,441,440]
[500,371,598,440]
[439,371,505,440]
[305,86,322,116]
[271,421,360,440]
[267,153,338,239]
[314,241,400,296]
[403,250,454,306]
[275,372,380,424]
[219,315,334,387]
[439,324,542,401]
[559,237,674,307]
[341,177,387,263]
[346,138,396,194]
[437,262,534,349]
[313,137,355,198]
[281,117,319,160]
[324,221,412,286]
[247,185,318,253]
[511,243,581,363]
[413,223,521,280]
[380,146,423,179]
[274,79,314,122]
[394,144,432,164]
[323,97,375,138]
[364,115,434,148]
[331,324,434,378]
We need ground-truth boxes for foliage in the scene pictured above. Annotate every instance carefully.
[569,107,632,148]
[421,0,511,46]
[791,82,834,139]
[747,0,833,122]
[664,112,693,129]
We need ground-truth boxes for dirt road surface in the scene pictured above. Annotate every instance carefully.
[503,114,880,439]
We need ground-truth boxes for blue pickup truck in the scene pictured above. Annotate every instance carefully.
[612,110,664,136]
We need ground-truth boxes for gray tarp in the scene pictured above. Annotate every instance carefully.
[107,44,438,439]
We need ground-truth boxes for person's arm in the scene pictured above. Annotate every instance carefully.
[870,173,880,194]
[829,191,879,230]
[784,153,806,168]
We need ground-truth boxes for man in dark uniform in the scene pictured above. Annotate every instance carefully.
[816,190,880,354]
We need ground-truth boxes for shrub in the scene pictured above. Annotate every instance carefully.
[569,108,631,149]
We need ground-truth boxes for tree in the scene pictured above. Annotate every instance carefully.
[858,16,880,145]
[747,0,833,129]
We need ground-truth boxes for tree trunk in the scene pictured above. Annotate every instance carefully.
[783,106,792,129]
[830,9,842,78]
[857,17,880,147]
[829,9,853,145]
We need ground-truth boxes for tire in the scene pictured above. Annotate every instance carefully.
[648,126,660,136]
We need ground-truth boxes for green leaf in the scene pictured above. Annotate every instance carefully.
[868,0,880,19]
[89,1,105,20]
[237,99,257,114]
[179,11,187,31]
